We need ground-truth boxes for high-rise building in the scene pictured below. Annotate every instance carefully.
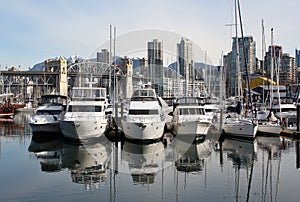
[296,49,300,67]
[281,53,296,85]
[225,36,256,97]
[147,39,163,79]
[232,36,256,76]
[265,45,282,81]
[97,49,110,64]
[132,57,148,77]
[177,37,194,95]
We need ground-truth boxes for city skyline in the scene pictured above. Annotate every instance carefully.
[1,0,300,69]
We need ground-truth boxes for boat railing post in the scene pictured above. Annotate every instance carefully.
[297,103,300,132]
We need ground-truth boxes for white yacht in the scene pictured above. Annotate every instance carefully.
[172,97,212,140]
[121,83,166,141]
[60,87,109,141]
[29,95,67,134]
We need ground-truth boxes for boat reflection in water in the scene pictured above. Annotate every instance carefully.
[28,136,64,172]
[219,136,257,201]
[28,134,111,191]
[172,135,211,172]
[122,140,165,185]
[220,136,257,168]
[61,135,111,190]
[256,136,283,159]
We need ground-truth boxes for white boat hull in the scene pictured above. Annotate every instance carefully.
[223,118,258,139]
[60,119,108,140]
[121,120,165,140]
[29,122,61,133]
[257,122,282,135]
[173,120,211,137]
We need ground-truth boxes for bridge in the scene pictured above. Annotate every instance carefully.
[0,61,150,102]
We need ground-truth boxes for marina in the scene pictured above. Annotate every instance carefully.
[1,113,300,201]
[1,0,300,200]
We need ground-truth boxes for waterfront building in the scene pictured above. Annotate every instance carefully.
[97,49,110,64]
[132,57,148,77]
[281,53,296,85]
[177,37,194,96]
[147,39,163,83]
[224,36,256,97]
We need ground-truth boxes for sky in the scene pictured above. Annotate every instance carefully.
[0,0,300,70]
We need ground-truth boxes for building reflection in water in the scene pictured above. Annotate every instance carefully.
[121,140,165,185]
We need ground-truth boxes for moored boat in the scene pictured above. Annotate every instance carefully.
[29,94,67,134]
[60,87,109,141]
[121,82,166,141]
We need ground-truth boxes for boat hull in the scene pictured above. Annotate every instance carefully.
[0,112,14,118]
[121,120,165,141]
[257,122,282,135]
[173,121,211,137]
[60,119,108,140]
[29,122,61,133]
[223,119,258,139]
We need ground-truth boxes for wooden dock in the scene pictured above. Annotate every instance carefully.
[280,129,300,139]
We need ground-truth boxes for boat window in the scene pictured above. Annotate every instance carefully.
[189,108,197,115]
[68,105,102,112]
[180,108,189,115]
[36,110,62,115]
[129,109,159,115]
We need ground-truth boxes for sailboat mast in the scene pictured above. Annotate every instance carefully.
[237,0,253,107]
[261,20,266,104]
[270,28,274,110]
[234,0,242,99]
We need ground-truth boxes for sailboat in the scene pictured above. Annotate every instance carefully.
[222,0,257,139]
[255,27,282,135]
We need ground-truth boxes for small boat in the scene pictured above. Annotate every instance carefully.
[256,110,282,135]
[0,93,16,118]
[60,86,109,141]
[29,94,67,134]
[121,82,166,141]
[171,97,212,140]
[223,116,258,139]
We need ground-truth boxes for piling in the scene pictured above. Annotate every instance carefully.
[297,103,300,132]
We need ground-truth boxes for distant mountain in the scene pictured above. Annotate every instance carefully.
[29,55,86,71]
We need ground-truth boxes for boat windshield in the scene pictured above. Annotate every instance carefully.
[68,105,102,112]
[72,88,106,98]
[129,109,159,115]
[179,108,205,115]
[132,89,156,97]
[36,110,62,115]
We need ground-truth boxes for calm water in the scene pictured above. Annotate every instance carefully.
[1,113,300,202]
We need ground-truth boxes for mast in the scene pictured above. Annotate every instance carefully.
[109,25,112,98]
[261,20,266,104]
[270,28,274,110]
[237,0,253,108]
[234,0,242,99]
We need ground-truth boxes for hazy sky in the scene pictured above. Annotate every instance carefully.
[0,0,299,69]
